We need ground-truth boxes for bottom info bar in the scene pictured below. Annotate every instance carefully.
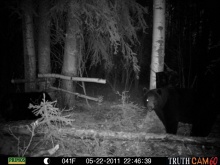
[1,156,219,165]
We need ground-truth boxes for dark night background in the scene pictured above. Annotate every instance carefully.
[0,0,220,102]
[0,0,220,157]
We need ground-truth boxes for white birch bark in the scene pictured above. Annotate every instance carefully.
[149,0,166,89]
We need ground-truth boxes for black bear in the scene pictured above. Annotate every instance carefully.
[143,87,217,137]
[0,92,52,121]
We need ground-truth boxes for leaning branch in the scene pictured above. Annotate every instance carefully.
[50,86,103,102]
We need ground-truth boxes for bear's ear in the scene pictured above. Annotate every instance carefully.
[143,87,149,94]
[156,89,162,96]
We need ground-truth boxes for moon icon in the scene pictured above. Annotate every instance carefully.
[44,158,50,164]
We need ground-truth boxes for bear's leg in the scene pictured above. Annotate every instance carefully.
[191,124,206,137]
[166,120,178,134]
[163,98,179,135]
[191,115,216,137]
[156,108,178,134]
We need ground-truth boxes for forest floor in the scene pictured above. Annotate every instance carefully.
[0,83,220,157]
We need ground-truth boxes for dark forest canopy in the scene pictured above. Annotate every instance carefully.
[0,0,219,93]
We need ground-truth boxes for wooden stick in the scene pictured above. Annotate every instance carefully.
[38,73,106,84]
[11,79,48,84]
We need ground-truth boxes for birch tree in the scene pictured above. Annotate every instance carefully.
[21,0,36,92]
[149,0,166,89]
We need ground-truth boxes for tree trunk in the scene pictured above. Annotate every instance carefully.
[61,1,79,108]
[22,0,36,92]
[38,0,51,91]
[149,0,166,90]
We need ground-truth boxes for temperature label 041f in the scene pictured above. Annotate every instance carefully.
[62,158,76,164]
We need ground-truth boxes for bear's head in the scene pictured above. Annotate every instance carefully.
[143,88,163,111]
